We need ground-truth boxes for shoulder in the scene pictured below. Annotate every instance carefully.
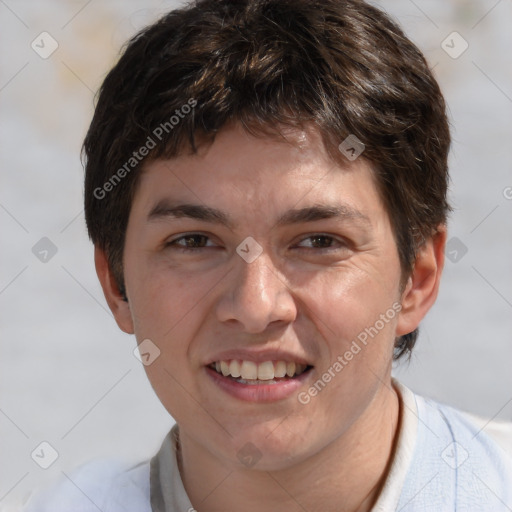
[390,380,512,510]
[23,458,151,512]
[459,409,512,458]
[419,393,512,463]
[409,390,512,508]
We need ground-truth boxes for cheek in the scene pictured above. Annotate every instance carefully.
[126,251,206,340]
[130,270,211,420]
[299,264,400,357]
[293,269,400,436]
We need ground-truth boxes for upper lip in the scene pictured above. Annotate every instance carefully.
[205,349,313,367]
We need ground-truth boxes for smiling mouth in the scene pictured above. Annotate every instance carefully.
[208,360,314,385]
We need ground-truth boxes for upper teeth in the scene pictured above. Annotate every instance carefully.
[213,360,307,380]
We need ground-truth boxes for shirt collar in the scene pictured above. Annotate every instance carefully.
[150,378,418,512]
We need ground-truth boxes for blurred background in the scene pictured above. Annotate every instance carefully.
[1,0,511,509]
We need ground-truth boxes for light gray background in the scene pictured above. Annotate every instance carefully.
[1,0,511,509]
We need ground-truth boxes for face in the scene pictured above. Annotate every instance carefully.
[113,123,424,470]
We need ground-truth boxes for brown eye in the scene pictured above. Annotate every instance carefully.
[296,234,345,250]
[310,235,334,248]
[166,234,214,251]
[180,235,208,248]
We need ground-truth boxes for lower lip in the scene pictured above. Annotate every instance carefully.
[205,366,313,403]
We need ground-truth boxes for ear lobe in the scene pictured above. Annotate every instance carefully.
[94,246,134,334]
[396,225,447,337]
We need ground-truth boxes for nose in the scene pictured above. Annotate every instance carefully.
[215,250,297,333]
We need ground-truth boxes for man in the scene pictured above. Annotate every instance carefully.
[24,0,512,510]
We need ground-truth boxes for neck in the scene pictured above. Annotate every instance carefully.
[177,382,400,512]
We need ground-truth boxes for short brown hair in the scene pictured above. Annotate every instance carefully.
[83,0,451,361]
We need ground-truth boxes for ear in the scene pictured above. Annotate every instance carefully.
[396,225,447,337]
[94,246,134,334]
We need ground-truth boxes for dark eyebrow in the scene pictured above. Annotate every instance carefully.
[274,204,371,227]
[147,200,234,229]
[147,200,370,228]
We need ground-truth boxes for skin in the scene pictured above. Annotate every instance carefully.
[96,122,446,512]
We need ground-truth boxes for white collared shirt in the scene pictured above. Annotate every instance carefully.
[22,379,512,512]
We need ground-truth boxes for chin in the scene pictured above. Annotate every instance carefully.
[226,426,315,471]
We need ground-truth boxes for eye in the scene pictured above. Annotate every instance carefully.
[295,234,346,250]
[165,233,216,252]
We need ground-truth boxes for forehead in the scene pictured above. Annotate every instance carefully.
[132,123,385,224]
